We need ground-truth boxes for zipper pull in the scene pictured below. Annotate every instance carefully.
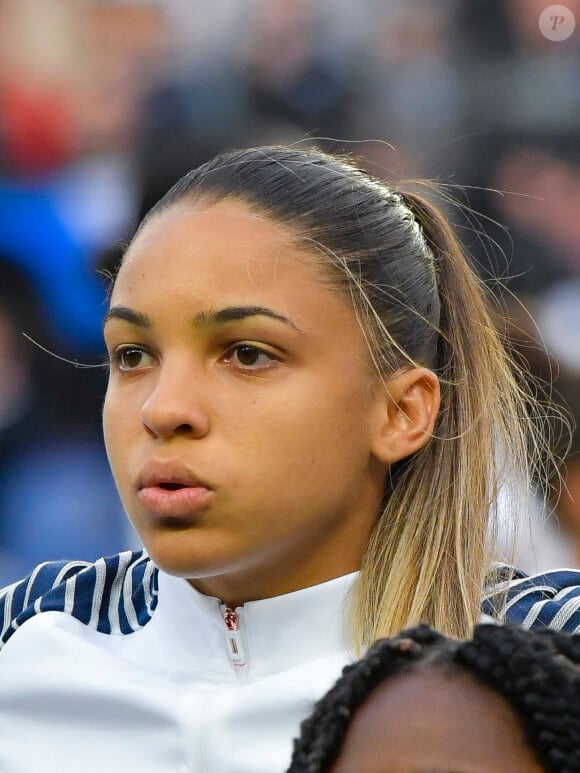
[223,606,246,667]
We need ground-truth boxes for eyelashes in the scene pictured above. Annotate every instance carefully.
[112,347,155,371]
[107,343,280,374]
[222,344,278,369]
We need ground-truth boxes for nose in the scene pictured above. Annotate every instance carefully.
[141,361,211,440]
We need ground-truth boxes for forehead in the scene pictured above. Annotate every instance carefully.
[332,667,541,773]
[116,198,323,297]
[110,198,361,343]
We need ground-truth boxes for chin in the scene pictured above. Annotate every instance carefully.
[142,531,236,581]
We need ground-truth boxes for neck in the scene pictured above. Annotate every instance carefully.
[188,557,363,607]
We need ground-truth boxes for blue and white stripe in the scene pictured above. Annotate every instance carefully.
[0,550,158,650]
[482,568,580,632]
[1,552,580,650]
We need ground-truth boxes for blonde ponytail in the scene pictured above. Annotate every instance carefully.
[350,190,551,651]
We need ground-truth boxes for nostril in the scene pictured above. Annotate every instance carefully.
[140,396,209,439]
[175,423,193,435]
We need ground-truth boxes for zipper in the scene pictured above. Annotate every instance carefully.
[223,605,246,667]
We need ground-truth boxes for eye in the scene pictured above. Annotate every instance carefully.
[225,344,277,369]
[112,346,155,371]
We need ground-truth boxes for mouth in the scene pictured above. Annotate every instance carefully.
[137,459,212,491]
[136,460,214,517]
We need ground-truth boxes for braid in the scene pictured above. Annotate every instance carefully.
[457,625,580,773]
[287,624,580,773]
[287,625,446,772]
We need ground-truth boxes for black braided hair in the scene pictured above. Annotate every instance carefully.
[287,624,580,773]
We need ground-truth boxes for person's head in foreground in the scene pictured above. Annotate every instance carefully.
[287,623,580,773]
[103,146,548,650]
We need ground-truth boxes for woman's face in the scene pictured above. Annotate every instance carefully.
[331,666,543,773]
[103,198,392,603]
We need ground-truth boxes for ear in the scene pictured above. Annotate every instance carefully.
[370,368,440,465]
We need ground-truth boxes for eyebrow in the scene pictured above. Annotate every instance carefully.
[103,305,303,333]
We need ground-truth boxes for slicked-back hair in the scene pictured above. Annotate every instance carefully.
[287,623,580,773]
[124,146,554,648]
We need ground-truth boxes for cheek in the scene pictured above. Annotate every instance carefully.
[102,388,133,488]
[101,391,114,456]
[230,378,373,479]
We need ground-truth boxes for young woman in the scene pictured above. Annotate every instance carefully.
[0,146,579,772]
[288,623,580,772]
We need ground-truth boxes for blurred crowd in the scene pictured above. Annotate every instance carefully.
[1,0,580,584]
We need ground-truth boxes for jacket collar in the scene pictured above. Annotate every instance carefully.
[154,568,357,678]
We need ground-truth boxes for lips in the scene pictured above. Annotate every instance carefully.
[137,458,212,491]
[136,459,214,518]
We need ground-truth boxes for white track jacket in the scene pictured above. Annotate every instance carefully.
[0,550,579,772]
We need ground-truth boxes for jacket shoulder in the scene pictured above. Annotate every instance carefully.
[0,550,158,650]
[483,567,580,632]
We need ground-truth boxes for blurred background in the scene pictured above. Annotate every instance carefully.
[0,0,579,584]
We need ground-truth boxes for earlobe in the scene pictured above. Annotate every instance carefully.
[370,368,441,465]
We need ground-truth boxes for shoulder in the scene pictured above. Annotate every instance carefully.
[0,550,158,651]
[482,566,580,633]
